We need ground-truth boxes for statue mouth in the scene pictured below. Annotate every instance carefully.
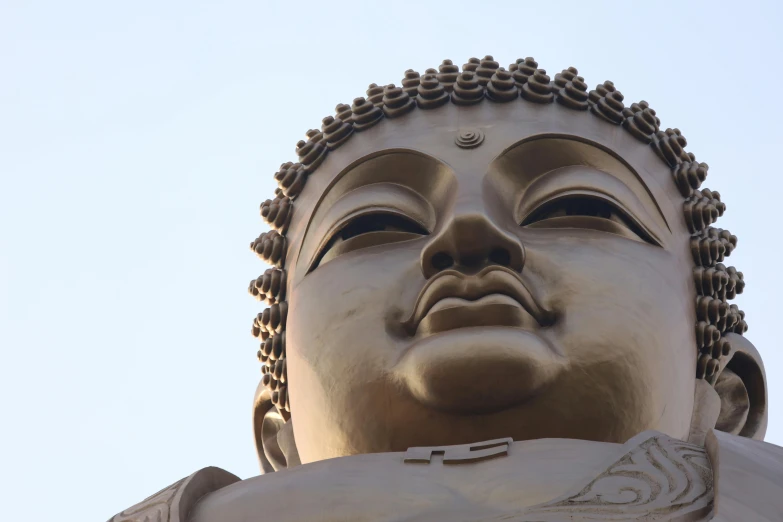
[394,268,563,414]
[404,266,554,336]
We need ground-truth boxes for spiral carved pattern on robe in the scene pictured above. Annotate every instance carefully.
[523,433,713,520]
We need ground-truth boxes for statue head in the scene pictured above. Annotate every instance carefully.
[249,57,768,470]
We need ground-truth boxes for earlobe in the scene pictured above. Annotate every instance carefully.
[688,333,768,445]
[252,382,301,473]
[687,379,721,446]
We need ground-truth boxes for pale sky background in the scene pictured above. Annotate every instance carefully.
[2,1,782,520]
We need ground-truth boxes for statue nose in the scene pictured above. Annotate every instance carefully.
[420,213,525,278]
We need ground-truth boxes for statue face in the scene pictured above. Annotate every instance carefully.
[283,102,697,464]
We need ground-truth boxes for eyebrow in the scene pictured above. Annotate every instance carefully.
[306,149,441,219]
[295,149,446,269]
[494,137,672,233]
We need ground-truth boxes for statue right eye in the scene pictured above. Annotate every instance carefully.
[310,212,429,271]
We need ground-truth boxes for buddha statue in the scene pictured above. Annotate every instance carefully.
[109,56,783,522]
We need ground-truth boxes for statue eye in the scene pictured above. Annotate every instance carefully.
[310,212,429,271]
[521,195,656,244]
[337,213,428,241]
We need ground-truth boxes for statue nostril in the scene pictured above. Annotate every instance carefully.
[431,252,455,271]
[488,248,511,267]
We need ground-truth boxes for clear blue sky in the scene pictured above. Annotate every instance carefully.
[1,1,781,520]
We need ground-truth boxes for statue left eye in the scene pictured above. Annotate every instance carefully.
[310,212,429,271]
[521,195,656,245]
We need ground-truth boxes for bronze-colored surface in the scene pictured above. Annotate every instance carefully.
[112,55,783,521]
[251,57,753,419]
[108,467,239,522]
[402,437,513,464]
[189,432,717,521]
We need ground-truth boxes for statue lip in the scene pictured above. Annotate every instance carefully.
[404,266,554,335]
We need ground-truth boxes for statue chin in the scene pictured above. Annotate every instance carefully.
[391,326,567,414]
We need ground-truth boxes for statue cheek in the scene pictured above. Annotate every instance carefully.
[287,245,423,365]
[524,236,694,373]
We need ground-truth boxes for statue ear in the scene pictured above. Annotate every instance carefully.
[712,333,768,439]
[688,333,768,445]
[252,382,301,473]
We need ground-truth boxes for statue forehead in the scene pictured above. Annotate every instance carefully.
[285,101,684,268]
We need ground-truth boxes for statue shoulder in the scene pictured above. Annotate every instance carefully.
[107,432,783,522]
[707,429,783,521]
[107,467,240,522]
